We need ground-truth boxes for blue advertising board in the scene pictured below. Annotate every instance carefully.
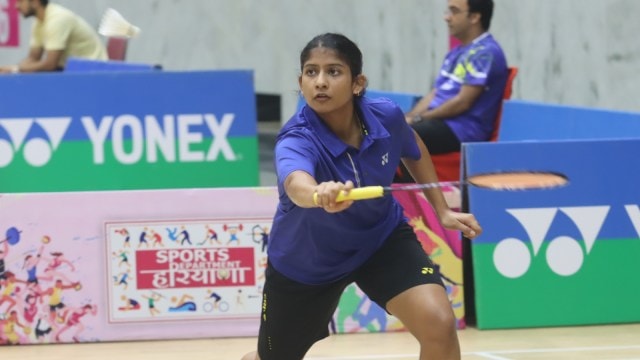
[0,70,259,192]
[464,139,640,328]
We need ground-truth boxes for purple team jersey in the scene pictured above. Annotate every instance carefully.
[430,33,508,142]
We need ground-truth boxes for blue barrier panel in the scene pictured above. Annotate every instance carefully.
[499,100,640,141]
[0,70,258,192]
[65,57,159,72]
[463,138,640,329]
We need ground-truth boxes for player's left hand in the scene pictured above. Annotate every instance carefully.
[439,209,482,239]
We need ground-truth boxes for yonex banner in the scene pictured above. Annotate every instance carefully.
[464,139,640,329]
[0,70,259,192]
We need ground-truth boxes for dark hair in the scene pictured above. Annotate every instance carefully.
[300,33,363,79]
[39,0,49,6]
[468,0,494,31]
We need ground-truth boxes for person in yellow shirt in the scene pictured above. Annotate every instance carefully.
[1,310,29,345]
[0,0,107,73]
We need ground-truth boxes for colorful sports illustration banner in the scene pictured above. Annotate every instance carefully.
[0,70,259,192]
[0,187,276,344]
[464,138,640,329]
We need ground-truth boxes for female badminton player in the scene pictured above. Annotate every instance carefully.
[241,33,482,360]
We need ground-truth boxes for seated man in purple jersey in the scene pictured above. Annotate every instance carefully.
[405,0,508,157]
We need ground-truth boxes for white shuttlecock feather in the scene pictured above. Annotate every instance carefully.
[98,8,141,38]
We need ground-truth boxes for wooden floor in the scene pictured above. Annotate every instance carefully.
[3,323,640,359]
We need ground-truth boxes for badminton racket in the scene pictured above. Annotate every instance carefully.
[98,8,141,38]
[314,171,568,203]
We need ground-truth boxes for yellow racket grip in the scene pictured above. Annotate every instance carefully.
[313,186,385,204]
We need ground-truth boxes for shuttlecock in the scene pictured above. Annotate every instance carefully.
[98,8,141,38]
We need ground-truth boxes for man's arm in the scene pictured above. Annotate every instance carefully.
[0,47,62,73]
[411,84,484,123]
[406,89,436,122]
[18,47,63,72]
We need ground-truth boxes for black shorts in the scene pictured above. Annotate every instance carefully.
[257,223,444,360]
[411,118,461,154]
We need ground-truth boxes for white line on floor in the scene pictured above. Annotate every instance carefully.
[305,345,640,360]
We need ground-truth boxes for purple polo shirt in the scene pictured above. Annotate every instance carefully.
[268,97,419,284]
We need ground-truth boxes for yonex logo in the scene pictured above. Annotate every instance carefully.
[381,152,389,165]
[421,267,434,274]
[494,205,640,278]
[0,113,237,167]
[0,117,71,167]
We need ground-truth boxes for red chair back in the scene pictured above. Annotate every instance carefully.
[489,67,518,141]
[106,37,129,61]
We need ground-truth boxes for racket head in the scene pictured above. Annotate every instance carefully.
[466,171,568,190]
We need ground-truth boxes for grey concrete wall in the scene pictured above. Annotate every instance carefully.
[2,0,639,120]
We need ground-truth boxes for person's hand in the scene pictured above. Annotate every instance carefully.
[314,180,355,213]
[439,209,482,239]
[0,65,19,74]
[405,114,422,124]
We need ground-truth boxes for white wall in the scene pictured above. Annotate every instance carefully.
[2,0,639,120]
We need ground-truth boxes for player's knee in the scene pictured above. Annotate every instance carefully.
[436,307,457,331]
[416,308,457,343]
[440,311,458,337]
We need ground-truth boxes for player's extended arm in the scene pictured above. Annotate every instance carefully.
[401,131,450,216]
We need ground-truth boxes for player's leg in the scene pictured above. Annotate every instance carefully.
[355,223,459,360]
[387,284,459,359]
[242,262,349,360]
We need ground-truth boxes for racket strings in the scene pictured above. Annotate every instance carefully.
[467,172,568,190]
[390,172,567,193]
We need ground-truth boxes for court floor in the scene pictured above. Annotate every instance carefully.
[3,323,639,360]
